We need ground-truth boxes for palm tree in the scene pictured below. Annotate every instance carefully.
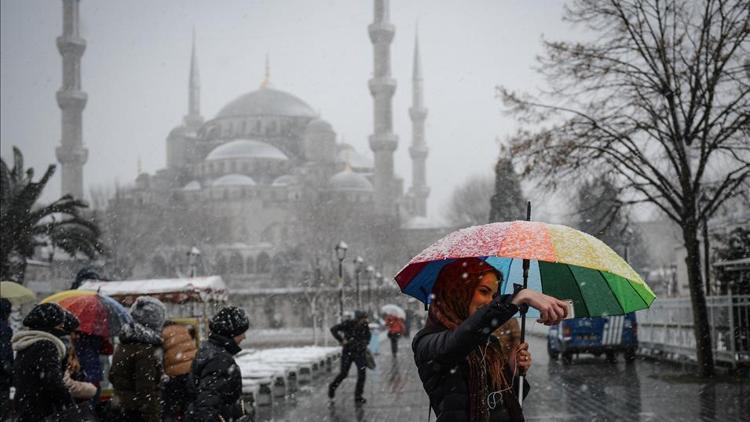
[0,146,105,283]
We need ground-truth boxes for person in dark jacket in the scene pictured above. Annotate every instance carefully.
[109,296,167,422]
[412,258,569,422]
[185,306,250,422]
[0,298,14,421]
[11,303,74,422]
[328,310,371,404]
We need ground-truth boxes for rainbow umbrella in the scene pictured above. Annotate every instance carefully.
[394,220,655,319]
[395,214,656,407]
[41,290,132,337]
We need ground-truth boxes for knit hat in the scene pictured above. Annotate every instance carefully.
[354,310,368,320]
[209,306,249,338]
[62,310,80,333]
[23,303,66,331]
[129,296,167,331]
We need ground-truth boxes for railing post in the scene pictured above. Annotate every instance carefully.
[728,289,736,369]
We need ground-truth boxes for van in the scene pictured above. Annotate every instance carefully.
[547,312,638,364]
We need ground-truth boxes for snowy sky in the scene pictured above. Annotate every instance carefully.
[1,0,580,221]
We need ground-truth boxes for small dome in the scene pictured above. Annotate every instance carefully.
[168,125,188,139]
[216,87,317,119]
[328,169,373,192]
[212,174,257,187]
[305,118,334,133]
[272,175,297,187]
[206,139,288,161]
[337,146,373,170]
[182,180,201,191]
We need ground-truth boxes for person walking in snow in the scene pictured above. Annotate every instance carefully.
[185,306,250,422]
[385,314,405,357]
[11,303,74,422]
[109,296,167,422]
[328,310,371,405]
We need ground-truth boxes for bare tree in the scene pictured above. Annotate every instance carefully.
[445,173,495,227]
[499,0,749,376]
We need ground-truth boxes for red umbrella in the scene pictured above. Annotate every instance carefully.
[58,295,111,337]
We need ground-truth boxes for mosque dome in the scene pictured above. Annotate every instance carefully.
[328,169,374,192]
[212,174,257,187]
[337,144,374,170]
[206,139,288,161]
[305,118,334,133]
[272,174,297,187]
[216,87,317,119]
[182,180,201,191]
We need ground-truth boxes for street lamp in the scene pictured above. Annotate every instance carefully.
[187,246,201,277]
[334,241,348,321]
[354,256,365,310]
[365,265,375,313]
[374,271,382,312]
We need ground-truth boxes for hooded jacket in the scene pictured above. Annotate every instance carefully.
[109,322,164,422]
[185,333,244,422]
[12,330,72,422]
[330,318,371,354]
[162,324,198,377]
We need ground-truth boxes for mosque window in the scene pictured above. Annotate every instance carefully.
[229,253,244,274]
[256,120,262,133]
[215,255,228,275]
[151,256,168,277]
[246,256,255,274]
[257,252,271,273]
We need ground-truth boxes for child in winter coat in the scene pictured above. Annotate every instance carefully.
[161,321,198,421]
[109,296,167,422]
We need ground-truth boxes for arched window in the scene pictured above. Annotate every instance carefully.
[245,256,255,273]
[151,256,168,277]
[215,255,227,275]
[256,252,271,273]
[229,253,244,274]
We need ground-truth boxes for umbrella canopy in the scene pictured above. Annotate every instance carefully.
[394,221,655,318]
[0,281,36,305]
[41,290,132,337]
[381,304,406,320]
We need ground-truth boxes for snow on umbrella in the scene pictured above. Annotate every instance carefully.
[381,304,406,320]
[394,220,655,318]
[41,290,132,337]
[0,281,36,305]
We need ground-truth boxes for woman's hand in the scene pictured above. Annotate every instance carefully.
[511,289,569,325]
[515,342,532,371]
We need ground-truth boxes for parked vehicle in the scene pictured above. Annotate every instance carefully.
[547,312,638,364]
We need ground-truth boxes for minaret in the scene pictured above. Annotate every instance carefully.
[184,28,203,128]
[368,0,399,214]
[409,30,429,217]
[55,0,88,199]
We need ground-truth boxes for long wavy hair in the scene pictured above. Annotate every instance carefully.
[429,257,509,421]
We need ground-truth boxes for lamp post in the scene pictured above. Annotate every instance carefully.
[365,265,375,313]
[187,246,201,277]
[354,256,364,310]
[374,271,382,312]
[334,241,348,321]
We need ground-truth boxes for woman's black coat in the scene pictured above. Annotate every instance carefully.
[412,295,530,422]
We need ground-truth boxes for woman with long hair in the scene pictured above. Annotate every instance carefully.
[412,258,568,422]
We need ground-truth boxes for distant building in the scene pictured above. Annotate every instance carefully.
[111,0,445,288]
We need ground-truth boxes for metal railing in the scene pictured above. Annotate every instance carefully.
[638,294,750,368]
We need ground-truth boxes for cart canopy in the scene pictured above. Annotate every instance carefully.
[78,276,228,305]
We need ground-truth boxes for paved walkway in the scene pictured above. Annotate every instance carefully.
[257,333,749,422]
